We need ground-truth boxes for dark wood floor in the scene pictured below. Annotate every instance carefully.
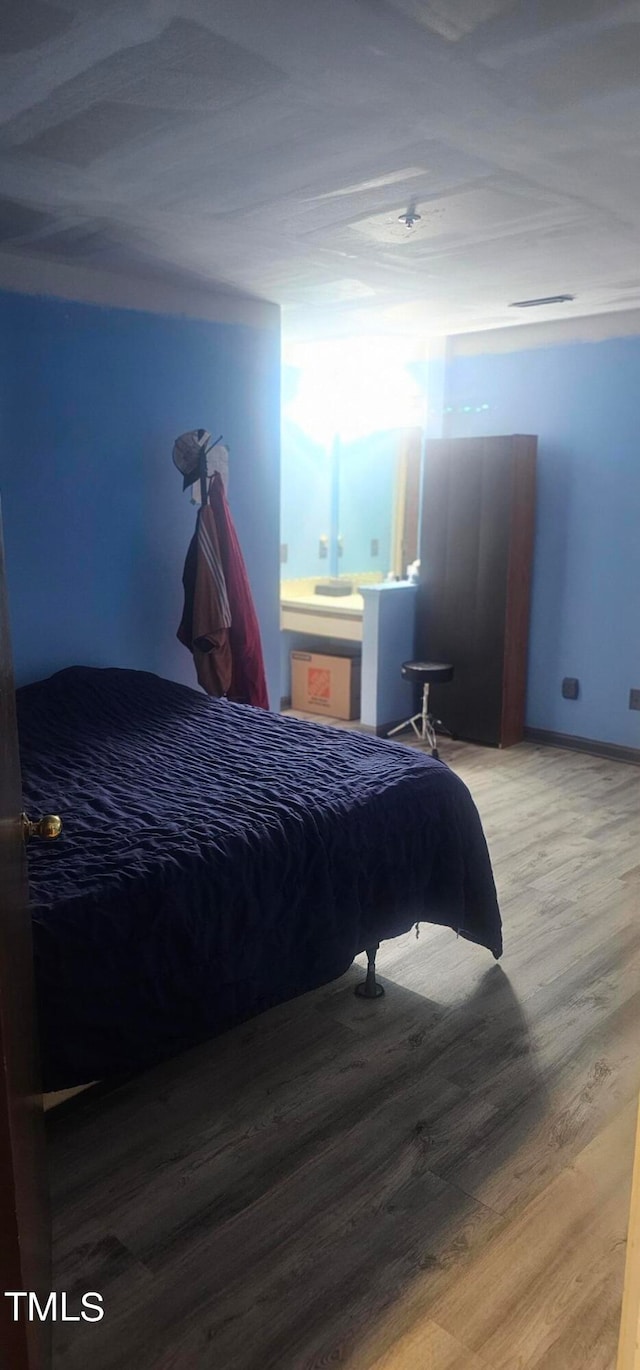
[47,737,640,1370]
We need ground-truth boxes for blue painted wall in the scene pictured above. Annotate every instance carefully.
[0,289,281,705]
[443,334,640,748]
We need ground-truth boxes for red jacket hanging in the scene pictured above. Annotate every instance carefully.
[208,472,269,709]
[178,472,269,709]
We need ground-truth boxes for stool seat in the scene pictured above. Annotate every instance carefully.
[401,660,453,685]
[389,660,455,756]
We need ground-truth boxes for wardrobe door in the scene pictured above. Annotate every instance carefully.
[501,440,537,745]
[417,435,536,746]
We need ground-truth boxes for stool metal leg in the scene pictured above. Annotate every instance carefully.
[388,681,427,740]
[388,681,439,754]
[388,715,413,737]
[422,683,438,751]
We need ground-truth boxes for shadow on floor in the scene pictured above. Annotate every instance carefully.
[48,963,544,1370]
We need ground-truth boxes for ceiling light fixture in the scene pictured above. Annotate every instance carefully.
[510,294,575,308]
[398,208,421,230]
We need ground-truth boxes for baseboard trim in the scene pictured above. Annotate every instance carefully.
[524,727,640,767]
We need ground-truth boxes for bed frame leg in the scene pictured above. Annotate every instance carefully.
[355,944,385,999]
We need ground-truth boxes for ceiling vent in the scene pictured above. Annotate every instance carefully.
[510,294,575,308]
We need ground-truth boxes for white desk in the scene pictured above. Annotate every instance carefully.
[280,591,364,643]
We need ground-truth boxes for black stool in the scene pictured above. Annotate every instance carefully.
[388,661,454,758]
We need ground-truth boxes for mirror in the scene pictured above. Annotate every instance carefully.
[280,415,332,580]
[281,343,426,589]
[337,428,421,579]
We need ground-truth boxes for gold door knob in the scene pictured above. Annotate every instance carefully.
[22,813,62,841]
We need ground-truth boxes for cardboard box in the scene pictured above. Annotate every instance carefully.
[291,649,361,720]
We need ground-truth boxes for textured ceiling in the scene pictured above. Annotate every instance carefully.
[1,0,640,337]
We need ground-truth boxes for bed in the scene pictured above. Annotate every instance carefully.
[17,666,502,1090]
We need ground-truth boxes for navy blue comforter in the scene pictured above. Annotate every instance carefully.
[17,667,502,1089]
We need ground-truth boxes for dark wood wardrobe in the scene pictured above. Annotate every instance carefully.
[416,434,537,747]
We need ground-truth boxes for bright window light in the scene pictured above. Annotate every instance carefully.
[283,337,426,447]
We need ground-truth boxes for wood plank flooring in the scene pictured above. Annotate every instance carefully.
[46,738,640,1370]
